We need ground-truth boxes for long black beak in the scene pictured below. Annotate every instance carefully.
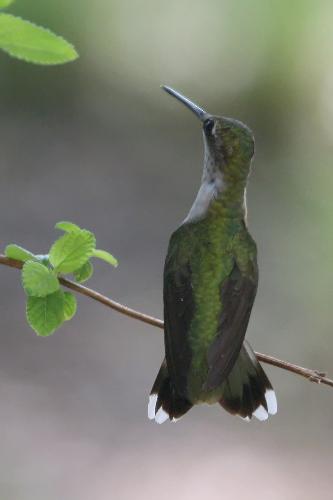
[162,85,208,121]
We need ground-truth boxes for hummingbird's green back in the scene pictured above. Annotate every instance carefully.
[164,205,258,405]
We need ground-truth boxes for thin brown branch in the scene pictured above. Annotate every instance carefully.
[1,253,332,389]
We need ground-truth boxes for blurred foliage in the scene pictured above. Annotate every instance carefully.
[0,1,77,64]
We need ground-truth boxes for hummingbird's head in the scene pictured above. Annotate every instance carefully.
[162,85,254,182]
[202,116,255,180]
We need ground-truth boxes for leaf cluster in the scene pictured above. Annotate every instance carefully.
[5,222,118,336]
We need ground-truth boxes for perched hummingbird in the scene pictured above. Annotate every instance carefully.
[148,86,277,424]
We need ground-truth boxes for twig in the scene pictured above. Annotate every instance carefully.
[0,253,332,389]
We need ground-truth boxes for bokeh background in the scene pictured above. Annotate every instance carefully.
[0,0,333,498]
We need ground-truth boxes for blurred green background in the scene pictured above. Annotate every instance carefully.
[0,0,333,498]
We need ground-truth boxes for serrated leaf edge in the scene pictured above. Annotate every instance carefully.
[0,14,79,65]
[26,291,64,336]
[21,260,59,297]
[63,292,77,321]
[55,221,81,233]
[4,243,37,262]
[49,230,96,272]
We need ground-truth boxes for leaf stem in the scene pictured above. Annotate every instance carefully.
[1,253,332,389]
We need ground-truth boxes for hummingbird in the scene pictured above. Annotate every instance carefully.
[148,86,277,424]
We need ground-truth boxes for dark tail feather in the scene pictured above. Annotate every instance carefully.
[148,359,192,424]
[219,341,277,421]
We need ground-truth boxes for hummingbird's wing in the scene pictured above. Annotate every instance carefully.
[205,262,258,391]
[163,260,194,398]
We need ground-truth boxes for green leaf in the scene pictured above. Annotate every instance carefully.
[63,292,77,321]
[26,290,64,336]
[49,230,96,273]
[92,249,118,267]
[22,261,59,297]
[0,14,78,65]
[5,244,36,262]
[55,221,81,233]
[0,0,14,9]
[73,260,94,283]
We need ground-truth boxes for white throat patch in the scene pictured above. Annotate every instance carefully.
[184,172,224,223]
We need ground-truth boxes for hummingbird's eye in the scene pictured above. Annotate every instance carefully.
[203,119,214,135]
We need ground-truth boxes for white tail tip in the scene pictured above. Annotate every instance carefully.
[253,405,269,421]
[251,390,277,421]
[155,407,169,424]
[148,394,157,420]
[265,389,278,415]
[148,394,170,424]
